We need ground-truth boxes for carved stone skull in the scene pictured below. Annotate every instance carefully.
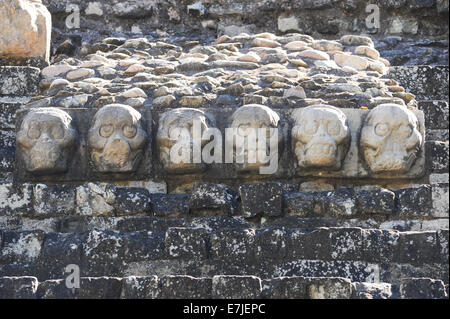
[292,105,350,170]
[360,104,423,174]
[17,107,77,174]
[230,104,282,172]
[157,108,211,173]
[88,104,147,173]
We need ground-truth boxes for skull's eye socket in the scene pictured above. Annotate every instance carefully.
[397,124,413,138]
[238,124,251,137]
[28,125,41,139]
[327,121,341,136]
[99,124,114,138]
[304,121,318,135]
[51,125,64,139]
[123,125,137,138]
[375,123,390,137]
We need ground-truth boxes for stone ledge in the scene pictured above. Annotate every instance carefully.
[0,182,447,221]
[1,275,447,299]
[0,227,447,281]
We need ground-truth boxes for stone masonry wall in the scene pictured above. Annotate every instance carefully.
[0,1,448,300]
[41,0,449,66]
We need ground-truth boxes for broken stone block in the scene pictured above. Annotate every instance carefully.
[351,282,392,299]
[33,184,76,217]
[150,193,190,218]
[239,183,284,218]
[165,227,209,260]
[189,183,238,216]
[321,188,358,217]
[307,277,352,299]
[283,192,318,217]
[284,189,357,218]
[396,185,432,217]
[76,183,116,216]
[355,186,395,215]
[0,0,51,63]
[160,275,212,299]
[212,275,262,299]
[0,276,38,299]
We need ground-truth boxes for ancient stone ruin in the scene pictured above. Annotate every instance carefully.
[0,0,448,299]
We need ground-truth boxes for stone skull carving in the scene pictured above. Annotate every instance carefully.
[292,105,350,170]
[157,108,211,173]
[17,107,77,174]
[230,104,282,172]
[88,104,147,173]
[360,104,423,174]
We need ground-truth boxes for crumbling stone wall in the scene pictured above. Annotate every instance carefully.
[42,0,449,37]
[41,0,449,66]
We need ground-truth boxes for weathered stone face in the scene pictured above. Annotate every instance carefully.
[0,0,51,62]
[361,104,423,174]
[156,108,212,173]
[88,104,147,173]
[16,108,77,174]
[229,104,281,173]
[292,105,350,170]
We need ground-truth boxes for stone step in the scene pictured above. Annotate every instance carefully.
[0,66,40,97]
[1,182,448,231]
[0,227,447,283]
[389,65,449,101]
[0,275,447,299]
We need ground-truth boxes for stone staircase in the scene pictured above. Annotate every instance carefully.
[0,59,448,299]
